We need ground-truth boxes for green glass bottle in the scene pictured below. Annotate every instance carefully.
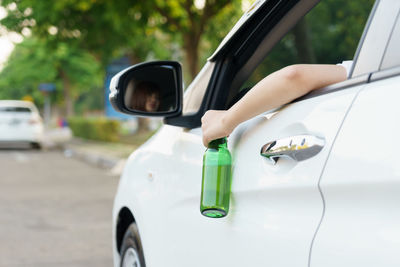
[200,137,232,218]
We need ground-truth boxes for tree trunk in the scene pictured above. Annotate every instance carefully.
[126,52,141,66]
[136,117,151,133]
[293,18,316,64]
[59,69,74,117]
[184,34,200,81]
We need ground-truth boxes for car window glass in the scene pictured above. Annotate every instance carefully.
[351,0,400,77]
[183,62,215,114]
[240,0,374,93]
[0,107,31,113]
[380,12,400,70]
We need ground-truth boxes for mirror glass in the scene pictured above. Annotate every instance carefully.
[123,65,178,113]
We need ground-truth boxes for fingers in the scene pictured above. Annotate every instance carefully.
[201,112,211,147]
[202,136,209,147]
[201,110,227,147]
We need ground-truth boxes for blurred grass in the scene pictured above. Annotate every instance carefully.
[71,130,157,159]
[66,116,159,158]
[67,117,120,142]
[119,130,157,146]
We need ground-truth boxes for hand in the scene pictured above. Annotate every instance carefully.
[201,110,235,147]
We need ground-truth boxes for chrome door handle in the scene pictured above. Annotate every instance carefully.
[260,135,325,165]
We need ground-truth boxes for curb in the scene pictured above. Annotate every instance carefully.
[63,147,120,169]
[62,142,127,176]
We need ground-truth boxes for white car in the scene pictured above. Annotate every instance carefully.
[0,100,44,149]
[110,0,400,266]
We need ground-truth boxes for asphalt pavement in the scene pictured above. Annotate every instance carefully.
[0,149,119,267]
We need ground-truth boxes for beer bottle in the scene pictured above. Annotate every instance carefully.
[200,137,232,218]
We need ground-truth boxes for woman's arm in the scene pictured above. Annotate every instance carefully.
[201,64,347,146]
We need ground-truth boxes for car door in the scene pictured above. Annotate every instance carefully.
[310,1,400,266]
[114,1,376,266]
[227,82,369,266]
[151,2,372,267]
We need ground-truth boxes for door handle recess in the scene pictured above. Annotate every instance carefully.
[260,135,325,165]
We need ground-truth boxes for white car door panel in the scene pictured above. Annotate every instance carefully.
[311,75,400,266]
[225,85,365,266]
[116,83,367,267]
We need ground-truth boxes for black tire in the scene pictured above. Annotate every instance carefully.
[120,223,146,267]
[30,142,42,150]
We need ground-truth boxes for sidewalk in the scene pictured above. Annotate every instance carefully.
[62,138,139,176]
[43,127,155,176]
[43,127,143,176]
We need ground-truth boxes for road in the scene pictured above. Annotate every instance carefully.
[0,149,119,267]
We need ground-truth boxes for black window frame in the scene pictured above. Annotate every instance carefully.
[166,0,315,128]
[167,0,392,129]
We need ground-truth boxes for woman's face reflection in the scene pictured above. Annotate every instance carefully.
[129,81,161,112]
[145,93,160,112]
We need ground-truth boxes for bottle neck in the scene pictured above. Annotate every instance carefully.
[208,137,227,149]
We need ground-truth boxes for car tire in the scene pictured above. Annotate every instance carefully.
[120,223,146,267]
[30,142,41,150]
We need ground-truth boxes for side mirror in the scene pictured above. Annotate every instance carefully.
[109,61,183,117]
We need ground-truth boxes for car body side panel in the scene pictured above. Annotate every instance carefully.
[113,83,366,267]
[311,75,400,266]
[112,124,205,267]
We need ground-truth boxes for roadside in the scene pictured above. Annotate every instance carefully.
[44,127,155,176]
[62,137,137,176]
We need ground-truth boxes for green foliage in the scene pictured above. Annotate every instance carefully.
[0,0,243,89]
[0,39,55,106]
[1,0,376,114]
[307,0,374,64]
[200,1,243,65]
[0,37,102,113]
[245,0,375,88]
[0,0,174,65]
[67,116,120,142]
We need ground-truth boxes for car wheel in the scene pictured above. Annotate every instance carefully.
[120,223,146,267]
[30,142,41,150]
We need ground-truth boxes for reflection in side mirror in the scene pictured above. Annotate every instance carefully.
[124,65,177,113]
[126,81,162,112]
[109,61,183,117]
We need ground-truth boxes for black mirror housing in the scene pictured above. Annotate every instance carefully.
[109,61,183,117]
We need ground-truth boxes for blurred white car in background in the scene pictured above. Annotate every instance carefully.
[0,100,44,149]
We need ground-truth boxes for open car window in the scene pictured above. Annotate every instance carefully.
[236,0,375,102]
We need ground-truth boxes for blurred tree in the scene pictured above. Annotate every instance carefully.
[0,0,170,117]
[136,0,242,79]
[0,0,242,81]
[0,0,170,65]
[0,37,102,115]
[0,0,244,135]
[307,0,374,63]
[2,0,375,118]
[201,0,243,65]
[244,0,375,87]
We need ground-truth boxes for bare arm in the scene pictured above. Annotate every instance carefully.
[201,64,347,146]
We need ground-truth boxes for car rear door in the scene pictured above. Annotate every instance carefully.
[156,83,368,267]
[224,79,368,266]
[310,1,400,266]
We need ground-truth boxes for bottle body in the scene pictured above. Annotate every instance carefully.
[200,138,232,218]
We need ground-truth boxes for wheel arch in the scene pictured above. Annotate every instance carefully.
[116,207,135,254]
